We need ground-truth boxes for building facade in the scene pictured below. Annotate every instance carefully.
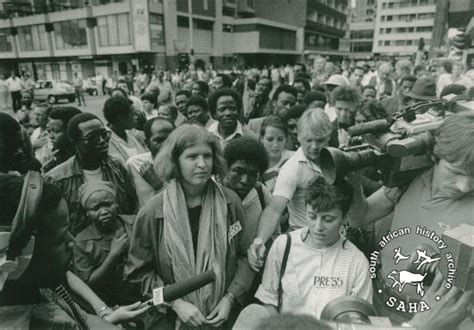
[0,0,308,80]
[304,0,350,64]
[348,0,376,60]
[373,0,436,58]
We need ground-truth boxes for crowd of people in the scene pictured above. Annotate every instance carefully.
[0,56,473,329]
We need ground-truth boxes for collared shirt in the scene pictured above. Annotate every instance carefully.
[74,215,138,305]
[6,77,22,92]
[380,168,474,298]
[256,229,372,318]
[108,129,148,166]
[126,152,156,209]
[208,121,255,148]
[262,150,294,193]
[273,147,322,229]
[45,155,137,235]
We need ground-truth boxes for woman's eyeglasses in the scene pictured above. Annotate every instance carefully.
[79,130,111,145]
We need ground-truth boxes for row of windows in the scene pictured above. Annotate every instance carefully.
[377,39,431,47]
[350,30,374,39]
[350,41,372,53]
[315,0,348,13]
[305,33,339,50]
[381,12,435,22]
[307,11,346,30]
[0,13,165,52]
[379,26,433,34]
[381,0,435,9]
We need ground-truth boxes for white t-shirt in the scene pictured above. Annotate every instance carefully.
[256,228,372,319]
[273,148,321,229]
[82,168,102,183]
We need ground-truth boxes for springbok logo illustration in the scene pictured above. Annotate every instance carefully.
[387,270,427,296]
[387,247,441,297]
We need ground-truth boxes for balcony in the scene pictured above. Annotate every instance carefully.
[305,20,345,38]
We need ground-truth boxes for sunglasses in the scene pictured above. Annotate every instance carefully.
[79,129,111,145]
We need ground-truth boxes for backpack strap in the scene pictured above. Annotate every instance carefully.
[255,183,266,211]
[7,171,43,260]
[277,233,291,312]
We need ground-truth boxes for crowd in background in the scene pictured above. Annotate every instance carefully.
[0,55,473,329]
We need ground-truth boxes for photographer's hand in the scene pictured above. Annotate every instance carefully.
[410,272,472,330]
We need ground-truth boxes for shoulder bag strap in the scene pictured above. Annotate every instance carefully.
[277,233,291,312]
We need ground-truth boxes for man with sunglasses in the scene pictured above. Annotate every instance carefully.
[45,113,137,236]
[126,117,175,208]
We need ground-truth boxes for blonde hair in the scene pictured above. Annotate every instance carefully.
[297,108,333,138]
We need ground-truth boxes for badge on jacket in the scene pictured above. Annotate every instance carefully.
[228,221,242,243]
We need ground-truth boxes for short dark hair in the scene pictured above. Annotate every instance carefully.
[260,115,288,138]
[223,136,269,174]
[305,176,354,216]
[111,88,128,98]
[400,74,417,85]
[185,95,208,112]
[208,88,242,117]
[103,96,133,124]
[67,112,101,142]
[302,91,327,107]
[272,84,298,101]
[143,117,175,141]
[294,62,307,72]
[48,106,82,126]
[293,78,311,92]
[141,92,156,105]
[331,85,361,104]
[193,80,209,96]
[286,104,307,120]
[176,89,191,99]
[215,73,232,88]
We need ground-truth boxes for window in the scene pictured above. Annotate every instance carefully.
[247,0,254,8]
[18,25,48,51]
[382,3,386,9]
[396,27,407,33]
[381,15,385,21]
[395,40,405,46]
[380,28,384,34]
[203,0,208,10]
[406,40,413,45]
[378,40,383,46]
[408,27,414,32]
[387,15,393,21]
[367,0,374,5]
[384,40,390,46]
[386,28,391,33]
[97,13,131,47]
[416,26,432,32]
[150,13,165,49]
[223,24,233,32]
[54,19,88,49]
[0,29,12,52]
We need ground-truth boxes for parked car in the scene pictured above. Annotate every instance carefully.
[34,80,75,104]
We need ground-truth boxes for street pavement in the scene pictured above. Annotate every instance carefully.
[1,94,109,121]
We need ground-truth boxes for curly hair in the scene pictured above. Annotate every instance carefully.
[330,85,361,105]
[208,88,242,117]
[193,80,209,96]
[185,95,208,112]
[223,136,269,175]
[305,176,354,216]
[103,96,133,124]
[154,124,226,182]
[272,84,298,101]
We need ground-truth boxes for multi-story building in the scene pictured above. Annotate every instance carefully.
[0,0,308,80]
[348,0,376,60]
[373,0,436,58]
[304,0,350,64]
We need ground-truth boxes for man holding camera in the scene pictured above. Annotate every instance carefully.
[348,112,474,327]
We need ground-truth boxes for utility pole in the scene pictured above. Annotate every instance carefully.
[188,0,194,68]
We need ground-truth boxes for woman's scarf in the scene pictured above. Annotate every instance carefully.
[163,178,228,315]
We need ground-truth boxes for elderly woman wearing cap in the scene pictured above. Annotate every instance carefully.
[73,181,139,307]
[125,124,254,329]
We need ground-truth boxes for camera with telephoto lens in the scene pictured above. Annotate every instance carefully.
[320,96,474,187]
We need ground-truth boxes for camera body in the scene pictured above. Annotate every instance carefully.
[320,97,470,187]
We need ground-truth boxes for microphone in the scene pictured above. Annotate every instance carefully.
[141,270,216,307]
